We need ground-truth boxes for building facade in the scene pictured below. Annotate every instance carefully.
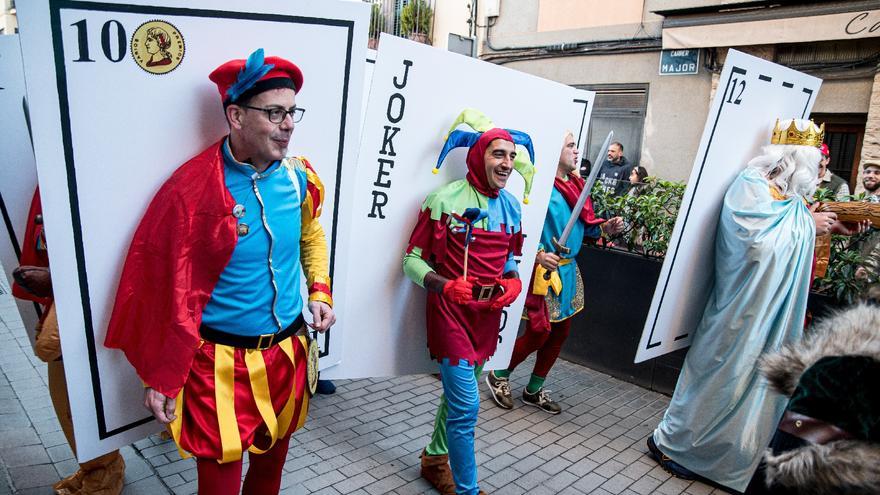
[477,0,880,188]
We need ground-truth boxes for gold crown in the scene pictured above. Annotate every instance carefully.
[770,119,825,147]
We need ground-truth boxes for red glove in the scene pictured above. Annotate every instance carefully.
[490,277,522,310]
[443,277,476,305]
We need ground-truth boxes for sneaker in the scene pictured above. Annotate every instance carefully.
[485,370,513,409]
[521,387,561,414]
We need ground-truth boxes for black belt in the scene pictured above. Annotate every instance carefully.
[199,315,305,350]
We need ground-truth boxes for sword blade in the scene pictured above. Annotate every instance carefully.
[557,130,613,246]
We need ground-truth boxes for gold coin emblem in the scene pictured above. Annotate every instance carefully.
[130,20,184,75]
[307,338,319,396]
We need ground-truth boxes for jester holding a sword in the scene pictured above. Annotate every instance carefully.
[403,109,535,495]
[486,130,623,415]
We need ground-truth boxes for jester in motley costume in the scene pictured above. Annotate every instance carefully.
[486,132,622,414]
[647,119,865,493]
[404,109,533,495]
[105,49,334,495]
[12,189,126,495]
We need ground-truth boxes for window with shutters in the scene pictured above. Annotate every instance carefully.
[574,84,649,173]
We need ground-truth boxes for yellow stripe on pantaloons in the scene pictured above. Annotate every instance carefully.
[295,336,310,431]
[270,337,300,441]
[244,347,279,455]
[169,387,191,459]
[214,344,240,463]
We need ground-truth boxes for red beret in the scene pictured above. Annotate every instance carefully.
[819,143,829,157]
[208,53,304,104]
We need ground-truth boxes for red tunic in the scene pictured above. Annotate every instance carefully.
[408,208,523,366]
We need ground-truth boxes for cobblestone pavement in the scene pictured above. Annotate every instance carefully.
[0,290,726,494]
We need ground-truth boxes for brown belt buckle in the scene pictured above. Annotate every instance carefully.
[256,333,275,350]
[476,285,495,302]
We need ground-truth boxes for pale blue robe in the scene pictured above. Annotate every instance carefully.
[653,167,815,492]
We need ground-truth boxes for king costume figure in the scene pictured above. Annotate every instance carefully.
[646,119,864,493]
[486,131,623,414]
[403,109,532,495]
[105,49,335,495]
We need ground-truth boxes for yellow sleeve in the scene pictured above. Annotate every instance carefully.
[296,156,333,307]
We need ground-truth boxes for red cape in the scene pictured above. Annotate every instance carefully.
[105,140,238,398]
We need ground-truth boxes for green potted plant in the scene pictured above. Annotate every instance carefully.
[590,178,686,258]
[399,0,432,43]
[368,2,385,49]
[809,187,879,315]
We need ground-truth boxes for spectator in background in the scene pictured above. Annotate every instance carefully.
[628,165,649,197]
[854,161,880,286]
[863,161,880,202]
[597,141,635,196]
[817,143,850,199]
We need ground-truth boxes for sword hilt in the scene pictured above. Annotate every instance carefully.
[551,237,571,255]
[542,237,571,280]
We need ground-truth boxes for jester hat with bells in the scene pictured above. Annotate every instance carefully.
[434,109,536,204]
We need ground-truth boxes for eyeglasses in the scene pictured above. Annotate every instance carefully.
[240,105,305,124]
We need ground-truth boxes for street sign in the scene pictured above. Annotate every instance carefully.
[659,49,700,75]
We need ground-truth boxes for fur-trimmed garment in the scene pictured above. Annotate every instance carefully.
[759,303,880,494]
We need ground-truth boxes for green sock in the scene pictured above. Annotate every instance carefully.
[494,369,511,379]
[526,374,545,394]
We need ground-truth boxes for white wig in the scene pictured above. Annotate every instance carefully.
[747,119,822,199]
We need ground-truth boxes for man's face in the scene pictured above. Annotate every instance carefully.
[818,156,829,178]
[558,134,578,174]
[607,144,622,163]
[230,87,296,167]
[483,139,516,190]
[863,166,880,192]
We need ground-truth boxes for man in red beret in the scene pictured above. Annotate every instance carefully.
[816,143,850,199]
[105,48,335,494]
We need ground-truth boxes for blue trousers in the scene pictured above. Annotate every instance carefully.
[431,360,482,495]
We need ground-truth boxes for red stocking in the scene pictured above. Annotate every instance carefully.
[197,457,242,495]
[532,319,573,377]
[242,432,292,494]
[507,326,551,372]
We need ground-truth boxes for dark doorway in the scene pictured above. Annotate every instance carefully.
[811,113,867,193]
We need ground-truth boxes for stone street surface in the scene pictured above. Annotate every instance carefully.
[0,289,725,494]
